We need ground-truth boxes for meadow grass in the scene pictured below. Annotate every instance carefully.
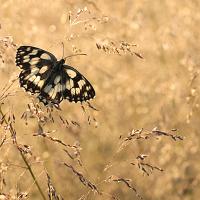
[0,1,200,199]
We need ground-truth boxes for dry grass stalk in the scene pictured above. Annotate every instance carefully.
[0,2,192,199]
[107,175,142,199]
[0,36,16,64]
[96,39,143,58]
[34,124,84,167]
[21,102,55,125]
[0,105,46,200]
[63,162,101,195]
[0,134,6,148]
[186,68,200,123]
[0,78,18,103]
[131,154,164,176]
[33,124,72,148]
[68,7,108,29]
[118,127,183,153]
[46,172,63,200]
[63,148,83,167]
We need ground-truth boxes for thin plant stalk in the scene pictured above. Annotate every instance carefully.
[0,107,47,200]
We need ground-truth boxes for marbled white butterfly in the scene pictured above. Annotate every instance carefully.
[16,46,95,106]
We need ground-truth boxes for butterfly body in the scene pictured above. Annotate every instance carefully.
[51,59,65,72]
[16,46,95,106]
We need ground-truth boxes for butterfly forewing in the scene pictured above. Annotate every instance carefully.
[16,46,57,94]
[16,46,57,69]
[16,46,95,106]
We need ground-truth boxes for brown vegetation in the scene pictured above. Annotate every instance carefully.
[0,0,200,199]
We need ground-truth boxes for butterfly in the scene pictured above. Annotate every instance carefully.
[15,46,95,106]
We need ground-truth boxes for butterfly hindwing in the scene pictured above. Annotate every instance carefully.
[63,65,95,103]
[38,71,64,105]
[16,46,95,106]
[37,66,95,105]
[19,65,53,94]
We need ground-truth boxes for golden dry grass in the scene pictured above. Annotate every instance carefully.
[0,0,200,199]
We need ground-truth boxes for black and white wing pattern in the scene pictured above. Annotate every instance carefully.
[16,46,95,106]
[37,64,96,105]
[16,46,57,94]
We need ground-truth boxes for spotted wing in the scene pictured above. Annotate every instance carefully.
[38,65,95,105]
[16,46,57,94]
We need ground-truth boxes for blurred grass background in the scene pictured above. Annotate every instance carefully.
[0,0,200,199]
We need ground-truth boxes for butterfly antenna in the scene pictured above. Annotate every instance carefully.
[63,53,87,61]
[61,42,65,58]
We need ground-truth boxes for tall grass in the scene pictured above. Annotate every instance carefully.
[0,1,199,199]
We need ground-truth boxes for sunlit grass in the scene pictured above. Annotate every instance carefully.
[0,1,200,199]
